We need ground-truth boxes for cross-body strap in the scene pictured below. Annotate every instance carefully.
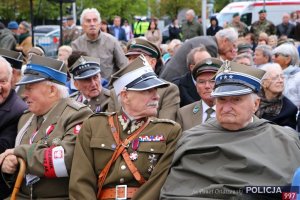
[97,115,149,198]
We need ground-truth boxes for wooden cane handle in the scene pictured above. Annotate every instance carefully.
[10,157,26,200]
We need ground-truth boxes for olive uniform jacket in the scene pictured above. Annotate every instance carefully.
[176,100,203,131]
[70,87,111,113]
[107,83,180,121]
[4,98,93,199]
[69,111,182,200]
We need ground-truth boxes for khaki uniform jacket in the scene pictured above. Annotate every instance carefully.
[11,98,93,199]
[69,112,182,200]
[71,32,128,80]
[16,36,32,57]
[176,100,203,131]
[107,83,180,121]
[160,117,300,199]
[63,25,81,45]
[70,88,111,113]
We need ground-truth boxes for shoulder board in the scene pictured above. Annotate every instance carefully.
[102,88,111,97]
[66,98,86,110]
[150,118,176,125]
[93,112,116,116]
[69,91,79,98]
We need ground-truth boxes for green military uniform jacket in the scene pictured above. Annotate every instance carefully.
[176,100,203,131]
[8,98,93,199]
[69,111,182,200]
[63,25,81,45]
[227,21,249,37]
[181,20,203,41]
[70,88,110,113]
[108,82,180,121]
[160,117,300,199]
[250,20,276,41]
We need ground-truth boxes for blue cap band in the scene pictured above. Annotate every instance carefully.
[26,64,67,85]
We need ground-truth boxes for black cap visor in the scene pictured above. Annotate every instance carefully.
[126,77,169,91]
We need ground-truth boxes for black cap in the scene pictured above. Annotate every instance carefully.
[111,55,168,96]
[16,55,67,86]
[192,58,222,79]
[233,13,239,18]
[0,48,23,69]
[212,61,266,97]
[259,9,267,14]
[126,38,161,59]
[69,56,101,80]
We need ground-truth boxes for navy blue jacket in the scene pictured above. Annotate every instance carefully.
[109,26,127,42]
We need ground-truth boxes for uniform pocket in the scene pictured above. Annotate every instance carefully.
[137,142,166,154]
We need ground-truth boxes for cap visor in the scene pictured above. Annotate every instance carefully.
[16,75,46,86]
[73,69,100,80]
[125,51,143,57]
[127,77,169,91]
[3,57,23,69]
[211,85,253,97]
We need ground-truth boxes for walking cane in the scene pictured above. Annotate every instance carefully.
[10,157,26,200]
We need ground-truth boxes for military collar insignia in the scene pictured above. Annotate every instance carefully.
[193,104,200,114]
[206,59,213,65]
[118,113,130,131]
[118,113,147,134]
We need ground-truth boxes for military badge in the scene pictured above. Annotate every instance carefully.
[52,138,62,146]
[130,139,139,161]
[46,124,55,136]
[73,124,82,134]
[148,154,158,173]
[129,152,138,161]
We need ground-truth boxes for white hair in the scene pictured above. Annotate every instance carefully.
[0,56,13,82]
[273,43,299,66]
[186,9,196,17]
[216,28,238,43]
[80,8,101,25]
[260,63,282,80]
[45,81,69,98]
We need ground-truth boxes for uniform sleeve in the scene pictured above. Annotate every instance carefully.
[158,83,180,121]
[14,107,92,178]
[175,110,183,129]
[69,118,98,200]
[133,124,182,200]
[113,40,128,71]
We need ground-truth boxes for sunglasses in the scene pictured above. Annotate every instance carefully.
[274,53,289,58]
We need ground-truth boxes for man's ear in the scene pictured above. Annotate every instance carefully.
[253,96,261,113]
[74,80,79,90]
[120,90,129,105]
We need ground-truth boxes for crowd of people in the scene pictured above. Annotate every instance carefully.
[0,6,300,200]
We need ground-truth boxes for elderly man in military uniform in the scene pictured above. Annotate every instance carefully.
[250,9,276,42]
[160,61,300,199]
[176,58,222,131]
[226,13,249,37]
[69,55,182,200]
[69,56,110,113]
[108,38,180,121]
[0,55,93,199]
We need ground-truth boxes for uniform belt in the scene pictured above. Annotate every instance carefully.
[99,185,139,199]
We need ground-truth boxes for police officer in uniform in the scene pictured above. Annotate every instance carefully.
[69,56,110,113]
[108,38,180,121]
[69,55,182,200]
[250,9,276,41]
[176,58,222,131]
[0,55,93,199]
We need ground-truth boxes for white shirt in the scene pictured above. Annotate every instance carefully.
[202,101,216,123]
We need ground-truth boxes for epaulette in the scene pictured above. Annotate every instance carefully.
[23,109,30,114]
[150,118,176,125]
[67,98,86,110]
[69,91,79,98]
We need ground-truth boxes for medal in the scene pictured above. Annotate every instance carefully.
[129,139,139,161]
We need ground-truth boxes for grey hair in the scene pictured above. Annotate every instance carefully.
[186,45,207,68]
[186,9,196,17]
[273,43,299,66]
[45,81,69,98]
[232,53,254,66]
[251,93,260,101]
[0,56,13,82]
[260,63,282,80]
[215,28,238,43]
[255,45,273,62]
[80,8,101,25]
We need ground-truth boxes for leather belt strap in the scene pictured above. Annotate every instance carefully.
[97,115,149,199]
[99,187,139,199]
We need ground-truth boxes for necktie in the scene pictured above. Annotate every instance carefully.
[36,116,44,130]
[205,108,214,122]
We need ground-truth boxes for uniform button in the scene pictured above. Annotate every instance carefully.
[121,165,126,170]
[89,105,91,107]
[101,144,105,147]
[96,98,99,101]
[120,178,124,183]
[150,148,154,152]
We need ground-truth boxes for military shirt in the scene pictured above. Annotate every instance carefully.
[69,111,182,200]
[70,87,111,113]
[10,98,93,199]
[250,20,276,41]
[63,25,81,45]
[181,20,203,41]
[227,21,249,37]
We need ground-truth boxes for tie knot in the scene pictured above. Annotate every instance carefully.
[206,107,214,115]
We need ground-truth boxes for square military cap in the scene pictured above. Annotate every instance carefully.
[69,56,101,80]
[259,9,267,14]
[0,48,23,69]
[237,43,253,54]
[16,55,67,86]
[126,38,161,59]
[192,58,223,79]
[111,55,168,96]
[211,60,266,97]
[233,12,239,18]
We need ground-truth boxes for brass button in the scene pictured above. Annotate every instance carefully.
[120,178,124,183]
[101,144,105,147]
[121,165,126,170]
[150,148,154,152]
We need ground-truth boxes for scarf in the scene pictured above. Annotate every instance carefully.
[256,91,283,118]
[18,32,30,44]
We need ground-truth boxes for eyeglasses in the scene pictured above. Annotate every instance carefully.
[274,53,289,58]
[266,74,284,81]
[196,79,215,85]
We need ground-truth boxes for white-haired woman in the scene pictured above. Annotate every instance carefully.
[256,63,298,129]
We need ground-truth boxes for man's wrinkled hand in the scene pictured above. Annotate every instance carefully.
[0,148,14,165]
[1,154,18,174]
